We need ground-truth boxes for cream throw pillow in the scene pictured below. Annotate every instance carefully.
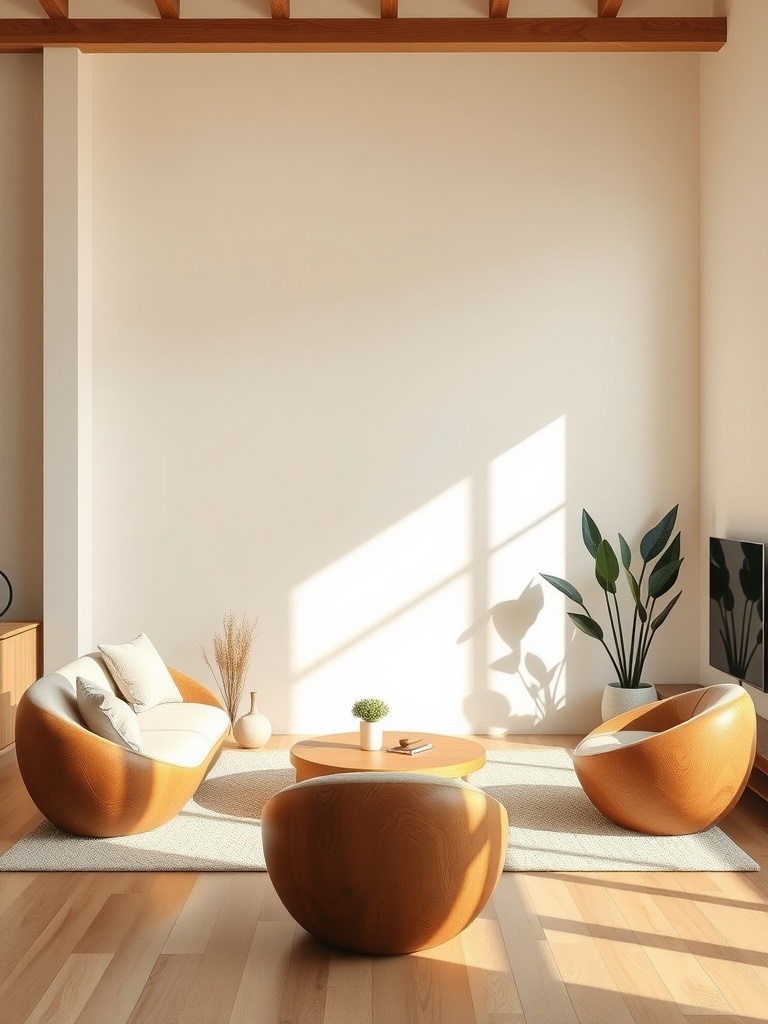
[76,676,142,753]
[98,633,183,713]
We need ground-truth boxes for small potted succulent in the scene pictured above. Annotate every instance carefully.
[351,697,390,751]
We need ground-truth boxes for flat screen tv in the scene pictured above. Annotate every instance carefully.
[709,537,768,691]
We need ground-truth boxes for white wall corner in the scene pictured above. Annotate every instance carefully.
[43,48,93,671]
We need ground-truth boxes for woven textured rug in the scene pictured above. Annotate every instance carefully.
[0,747,758,872]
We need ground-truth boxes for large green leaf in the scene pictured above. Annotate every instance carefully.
[619,533,632,571]
[649,533,682,597]
[568,612,604,641]
[540,574,584,607]
[650,591,682,631]
[596,539,620,585]
[595,567,617,595]
[640,505,678,563]
[656,532,681,570]
[624,568,648,622]
[582,510,602,559]
[648,557,684,599]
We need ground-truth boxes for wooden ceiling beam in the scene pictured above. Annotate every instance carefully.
[270,1,290,17]
[381,1,398,18]
[598,1,624,16]
[489,1,510,17]
[0,18,727,54]
[154,1,180,17]
[37,1,68,17]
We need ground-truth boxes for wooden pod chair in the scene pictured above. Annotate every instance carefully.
[15,654,229,838]
[262,772,509,955]
[572,683,756,835]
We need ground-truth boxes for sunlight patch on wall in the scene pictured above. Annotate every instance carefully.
[489,417,566,550]
[289,417,568,734]
[290,575,471,734]
[487,416,567,729]
[290,480,470,675]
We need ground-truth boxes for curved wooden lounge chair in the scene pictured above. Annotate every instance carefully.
[262,771,508,955]
[572,683,756,835]
[15,654,229,838]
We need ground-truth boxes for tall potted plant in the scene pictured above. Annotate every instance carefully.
[541,505,683,720]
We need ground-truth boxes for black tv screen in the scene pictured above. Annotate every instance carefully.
[709,537,767,691]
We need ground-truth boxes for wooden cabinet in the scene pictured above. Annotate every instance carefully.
[0,622,42,754]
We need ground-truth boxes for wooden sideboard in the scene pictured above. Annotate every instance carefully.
[656,682,768,805]
[0,622,42,755]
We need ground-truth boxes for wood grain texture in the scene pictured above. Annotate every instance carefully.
[154,1,179,17]
[657,682,768,804]
[2,735,768,1022]
[489,1,510,17]
[270,0,289,17]
[573,685,757,834]
[598,0,624,15]
[0,18,728,54]
[37,0,68,17]
[381,0,398,18]
[262,776,508,954]
[290,731,486,781]
[14,666,226,837]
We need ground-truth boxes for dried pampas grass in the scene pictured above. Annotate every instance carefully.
[201,611,259,724]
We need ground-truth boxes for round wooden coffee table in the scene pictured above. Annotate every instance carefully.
[289,732,486,783]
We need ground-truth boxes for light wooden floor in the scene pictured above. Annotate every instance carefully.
[1,734,768,1024]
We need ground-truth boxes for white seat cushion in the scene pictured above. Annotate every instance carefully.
[136,702,230,768]
[575,730,658,756]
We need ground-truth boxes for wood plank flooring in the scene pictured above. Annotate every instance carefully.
[1,734,767,1024]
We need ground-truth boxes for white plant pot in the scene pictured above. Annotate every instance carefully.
[232,691,273,749]
[601,683,658,723]
[359,720,384,751]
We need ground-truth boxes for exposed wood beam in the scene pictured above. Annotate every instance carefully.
[154,1,180,18]
[270,1,290,17]
[598,1,624,16]
[489,1,510,17]
[37,0,68,17]
[0,18,727,54]
[381,1,398,18]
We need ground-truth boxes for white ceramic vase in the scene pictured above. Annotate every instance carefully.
[359,719,384,751]
[233,691,272,748]
[601,683,658,723]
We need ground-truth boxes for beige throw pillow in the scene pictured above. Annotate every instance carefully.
[76,676,142,753]
[98,632,183,713]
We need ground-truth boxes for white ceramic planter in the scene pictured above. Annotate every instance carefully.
[359,720,384,751]
[601,683,658,723]
[233,691,273,748]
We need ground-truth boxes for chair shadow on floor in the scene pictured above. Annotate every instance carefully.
[193,767,296,820]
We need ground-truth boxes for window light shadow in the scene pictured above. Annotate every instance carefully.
[288,416,567,734]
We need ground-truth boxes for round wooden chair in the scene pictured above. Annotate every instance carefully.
[572,683,756,835]
[15,655,228,838]
[261,771,508,955]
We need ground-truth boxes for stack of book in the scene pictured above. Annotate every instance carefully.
[387,738,433,755]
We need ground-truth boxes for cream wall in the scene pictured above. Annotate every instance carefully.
[700,0,768,720]
[89,51,700,734]
[0,56,42,623]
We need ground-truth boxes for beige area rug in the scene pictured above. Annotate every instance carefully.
[0,747,758,872]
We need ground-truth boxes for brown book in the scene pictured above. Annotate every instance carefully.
[387,742,432,755]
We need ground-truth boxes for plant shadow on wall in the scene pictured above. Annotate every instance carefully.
[457,581,568,732]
